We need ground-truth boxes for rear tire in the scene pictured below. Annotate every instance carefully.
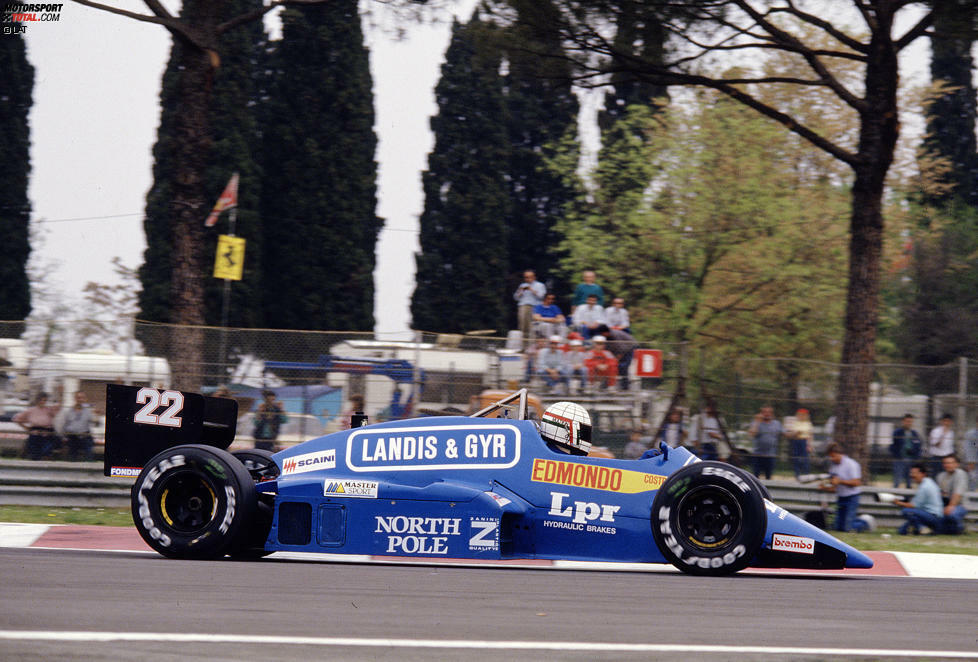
[131,445,257,559]
[651,461,766,575]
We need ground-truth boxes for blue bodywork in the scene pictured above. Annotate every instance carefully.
[259,410,873,570]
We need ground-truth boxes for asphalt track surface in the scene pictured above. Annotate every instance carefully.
[2,542,978,662]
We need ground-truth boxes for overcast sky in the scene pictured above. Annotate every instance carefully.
[24,0,476,339]
[21,1,932,341]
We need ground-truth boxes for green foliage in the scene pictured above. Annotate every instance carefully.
[0,34,33,328]
[259,0,381,332]
[555,95,849,382]
[411,17,512,333]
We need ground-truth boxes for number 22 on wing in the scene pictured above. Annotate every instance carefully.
[133,388,184,427]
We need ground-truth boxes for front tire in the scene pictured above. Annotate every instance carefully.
[651,461,766,576]
[131,445,257,559]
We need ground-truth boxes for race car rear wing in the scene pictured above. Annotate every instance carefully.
[103,383,238,477]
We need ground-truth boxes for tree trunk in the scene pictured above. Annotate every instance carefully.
[833,9,900,471]
[166,2,225,391]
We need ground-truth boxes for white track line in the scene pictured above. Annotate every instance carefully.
[0,631,976,658]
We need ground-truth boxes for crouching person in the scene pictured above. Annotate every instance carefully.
[893,463,943,535]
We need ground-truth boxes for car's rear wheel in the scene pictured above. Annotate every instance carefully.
[228,449,277,558]
[651,461,766,575]
[131,444,257,559]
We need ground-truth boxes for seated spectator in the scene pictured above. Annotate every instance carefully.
[604,297,631,333]
[532,293,567,339]
[894,463,944,535]
[573,294,606,339]
[584,336,618,389]
[565,338,588,392]
[623,429,650,459]
[536,335,570,393]
[524,337,547,381]
[936,454,969,534]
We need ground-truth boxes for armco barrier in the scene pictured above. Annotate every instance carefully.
[0,460,974,531]
[0,460,132,508]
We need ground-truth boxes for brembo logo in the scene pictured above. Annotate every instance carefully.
[281,449,336,475]
[771,533,815,555]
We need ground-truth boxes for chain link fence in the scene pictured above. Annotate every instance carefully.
[2,318,977,484]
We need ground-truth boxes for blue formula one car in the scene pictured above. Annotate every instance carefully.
[103,385,873,576]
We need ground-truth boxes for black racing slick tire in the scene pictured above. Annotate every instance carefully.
[228,449,277,558]
[651,461,766,576]
[131,444,257,560]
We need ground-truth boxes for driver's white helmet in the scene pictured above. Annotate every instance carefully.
[540,402,592,455]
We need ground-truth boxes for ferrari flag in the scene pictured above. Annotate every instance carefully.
[204,172,239,227]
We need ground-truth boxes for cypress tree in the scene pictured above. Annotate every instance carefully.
[411,17,512,334]
[259,0,381,332]
[597,2,669,133]
[138,0,265,352]
[0,34,33,332]
[923,0,978,206]
[501,0,580,314]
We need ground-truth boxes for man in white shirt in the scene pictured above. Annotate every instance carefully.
[604,297,630,333]
[818,442,862,532]
[928,413,955,475]
[513,270,546,348]
[573,294,606,339]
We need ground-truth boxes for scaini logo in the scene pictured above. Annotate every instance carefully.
[281,449,336,475]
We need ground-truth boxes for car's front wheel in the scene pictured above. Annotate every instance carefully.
[651,461,766,575]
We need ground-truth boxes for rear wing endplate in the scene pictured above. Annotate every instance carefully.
[103,383,238,477]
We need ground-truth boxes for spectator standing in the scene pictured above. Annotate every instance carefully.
[890,413,923,488]
[573,294,606,339]
[254,389,287,451]
[14,392,60,461]
[343,394,366,430]
[935,454,969,534]
[962,415,978,489]
[532,293,566,339]
[604,297,631,333]
[893,463,944,535]
[513,270,546,348]
[928,413,955,475]
[689,401,725,461]
[536,336,570,393]
[818,442,863,532]
[583,336,618,389]
[56,391,95,461]
[656,407,686,450]
[786,408,814,478]
[596,325,638,391]
[571,269,604,313]
[749,405,782,479]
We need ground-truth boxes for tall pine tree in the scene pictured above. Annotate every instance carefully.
[138,0,265,351]
[0,34,33,332]
[411,16,512,334]
[259,0,381,332]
